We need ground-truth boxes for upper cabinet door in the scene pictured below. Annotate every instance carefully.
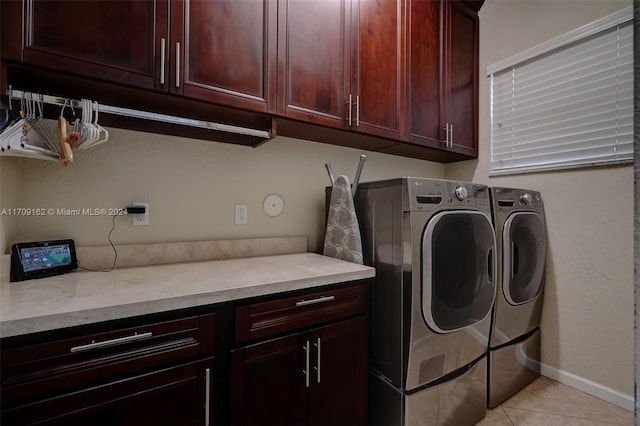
[277,0,351,129]
[174,0,277,113]
[444,1,479,156]
[406,0,480,157]
[407,0,445,148]
[350,0,404,140]
[23,0,168,91]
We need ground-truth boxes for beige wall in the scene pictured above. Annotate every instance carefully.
[0,131,444,254]
[446,0,633,398]
[0,158,20,254]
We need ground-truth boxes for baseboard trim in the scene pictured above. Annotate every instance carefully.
[540,362,634,412]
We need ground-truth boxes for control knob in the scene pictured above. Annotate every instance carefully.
[454,186,468,201]
[521,192,533,205]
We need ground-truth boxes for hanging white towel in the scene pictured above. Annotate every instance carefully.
[323,175,363,264]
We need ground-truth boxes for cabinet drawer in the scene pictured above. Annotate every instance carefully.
[1,313,215,406]
[2,357,213,426]
[235,283,367,343]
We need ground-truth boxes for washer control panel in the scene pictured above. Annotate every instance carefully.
[406,178,491,211]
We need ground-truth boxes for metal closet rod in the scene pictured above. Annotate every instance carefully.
[7,88,271,139]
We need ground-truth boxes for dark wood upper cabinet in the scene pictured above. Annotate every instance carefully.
[278,0,479,152]
[277,0,403,140]
[21,0,168,91]
[2,0,483,161]
[350,0,404,140]
[173,0,277,113]
[407,0,444,147]
[407,0,480,156]
[277,0,351,128]
[445,0,479,156]
[15,0,276,113]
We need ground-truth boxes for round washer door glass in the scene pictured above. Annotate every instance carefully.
[503,212,545,305]
[422,211,496,333]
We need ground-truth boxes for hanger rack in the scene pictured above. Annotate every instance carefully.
[7,88,272,139]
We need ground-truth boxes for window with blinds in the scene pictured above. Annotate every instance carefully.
[488,7,633,175]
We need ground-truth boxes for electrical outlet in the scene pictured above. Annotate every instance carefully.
[132,202,149,226]
[235,204,248,225]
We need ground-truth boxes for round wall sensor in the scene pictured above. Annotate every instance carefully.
[263,194,284,217]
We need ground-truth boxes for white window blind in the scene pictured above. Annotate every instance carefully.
[488,8,633,175]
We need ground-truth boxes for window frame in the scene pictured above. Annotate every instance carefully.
[487,7,633,176]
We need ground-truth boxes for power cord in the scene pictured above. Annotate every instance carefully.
[77,214,119,272]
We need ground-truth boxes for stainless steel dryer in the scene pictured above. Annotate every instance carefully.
[488,187,546,407]
[354,178,496,426]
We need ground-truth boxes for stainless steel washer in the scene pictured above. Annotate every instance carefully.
[488,187,546,408]
[354,178,496,425]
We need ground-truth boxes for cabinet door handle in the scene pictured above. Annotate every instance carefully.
[160,38,166,85]
[355,95,360,127]
[295,295,335,307]
[443,123,453,147]
[176,42,181,88]
[346,94,352,126]
[26,0,32,45]
[313,338,321,383]
[69,332,152,353]
[303,340,310,387]
[205,367,211,426]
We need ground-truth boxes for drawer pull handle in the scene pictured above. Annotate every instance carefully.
[295,295,335,307]
[205,367,211,426]
[70,332,153,353]
[303,340,310,388]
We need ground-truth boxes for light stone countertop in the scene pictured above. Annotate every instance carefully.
[0,253,375,338]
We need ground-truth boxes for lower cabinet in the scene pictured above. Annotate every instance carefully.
[309,318,368,426]
[2,357,213,426]
[232,331,310,425]
[230,283,368,426]
[0,281,370,426]
[0,313,215,426]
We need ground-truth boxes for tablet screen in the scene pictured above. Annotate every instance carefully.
[11,239,78,281]
[20,243,74,272]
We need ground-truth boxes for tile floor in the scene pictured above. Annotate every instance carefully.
[476,376,634,426]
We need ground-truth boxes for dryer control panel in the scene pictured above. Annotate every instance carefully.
[491,187,544,214]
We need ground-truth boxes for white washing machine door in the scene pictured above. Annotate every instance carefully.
[503,212,546,305]
[422,210,496,333]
